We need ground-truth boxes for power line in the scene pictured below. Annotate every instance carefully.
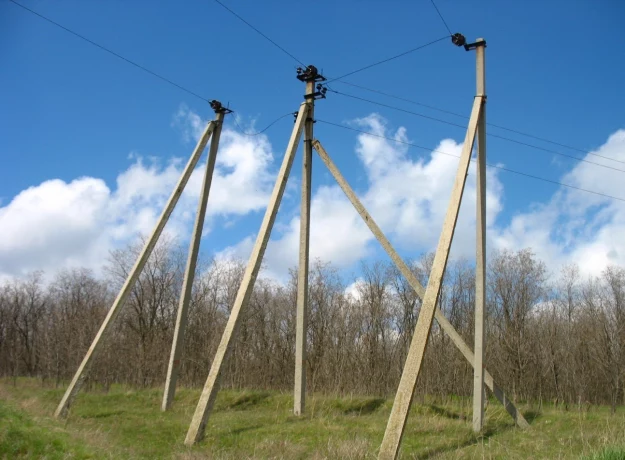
[326,88,625,171]
[333,80,620,163]
[336,80,473,118]
[8,0,210,102]
[211,0,449,95]
[231,112,294,136]
[15,0,611,178]
[429,0,453,36]
[315,119,625,203]
[326,36,449,83]
[211,0,306,67]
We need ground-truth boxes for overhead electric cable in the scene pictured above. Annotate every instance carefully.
[316,119,625,203]
[231,112,295,136]
[326,88,625,171]
[210,0,449,84]
[333,80,622,164]
[325,36,449,83]
[429,0,453,36]
[8,0,210,102]
[211,0,306,67]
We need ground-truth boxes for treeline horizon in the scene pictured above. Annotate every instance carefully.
[1,237,623,412]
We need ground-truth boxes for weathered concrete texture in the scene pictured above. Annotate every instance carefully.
[473,39,487,433]
[55,121,217,419]
[312,139,527,430]
[294,81,314,416]
[184,103,309,445]
[378,95,483,460]
[162,112,225,412]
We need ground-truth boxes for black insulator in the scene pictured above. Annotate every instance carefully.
[451,33,466,47]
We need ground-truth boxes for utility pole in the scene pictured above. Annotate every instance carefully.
[185,103,308,446]
[294,65,325,416]
[473,38,487,433]
[313,138,527,429]
[378,94,482,459]
[184,65,326,444]
[162,101,230,412]
[54,115,218,419]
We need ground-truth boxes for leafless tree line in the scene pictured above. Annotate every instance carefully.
[1,238,623,411]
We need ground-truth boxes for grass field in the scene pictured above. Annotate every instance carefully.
[1,378,624,459]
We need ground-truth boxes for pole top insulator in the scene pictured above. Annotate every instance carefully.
[296,65,327,83]
[451,33,487,51]
[451,33,466,47]
[209,100,233,114]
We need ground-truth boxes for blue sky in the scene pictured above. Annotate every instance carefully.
[1,0,624,282]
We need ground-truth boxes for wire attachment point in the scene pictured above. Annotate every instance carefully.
[296,65,326,83]
[210,100,233,114]
[451,33,466,47]
[296,65,328,100]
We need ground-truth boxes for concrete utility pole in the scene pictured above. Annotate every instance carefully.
[54,116,218,419]
[312,140,527,430]
[184,65,326,444]
[294,66,324,416]
[378,94,483,460]
[185,102,309,446]
[473,38,487,433]
[162,102,228,412]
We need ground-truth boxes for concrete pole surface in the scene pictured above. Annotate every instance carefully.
[473,38,487,433]
[294,82,314,416]
[378,96,483,460]
[54,121,216,419]
[312,140,528,429]
[162,112,225,412]
[184,103,309,445]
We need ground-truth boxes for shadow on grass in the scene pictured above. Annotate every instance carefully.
[427,405,467,421]
[523,410,541,424]
[80,410,126,419]
[333,398,386,415]
[414,408,537,460]
[415,426,504,460]
[227,392,271,411]
[230,424,263,435]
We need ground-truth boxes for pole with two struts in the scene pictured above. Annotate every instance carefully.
[54,100,231,419]
[184,66,327,445]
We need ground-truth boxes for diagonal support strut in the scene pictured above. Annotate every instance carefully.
[184,102,310,445]
[54,119,217,419]
[162,110,226,411]
[312,139,528,430]
[378,95,482,459]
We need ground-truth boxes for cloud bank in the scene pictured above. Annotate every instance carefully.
[1,106,623,281]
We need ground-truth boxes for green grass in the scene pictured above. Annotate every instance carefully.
[1,378,624,459]
[0,398,96,459]
[584,447,625,460]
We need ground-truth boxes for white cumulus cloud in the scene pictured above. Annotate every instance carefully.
[218,113,505,277]
[0,107,276,278]
[492,129,625,276]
